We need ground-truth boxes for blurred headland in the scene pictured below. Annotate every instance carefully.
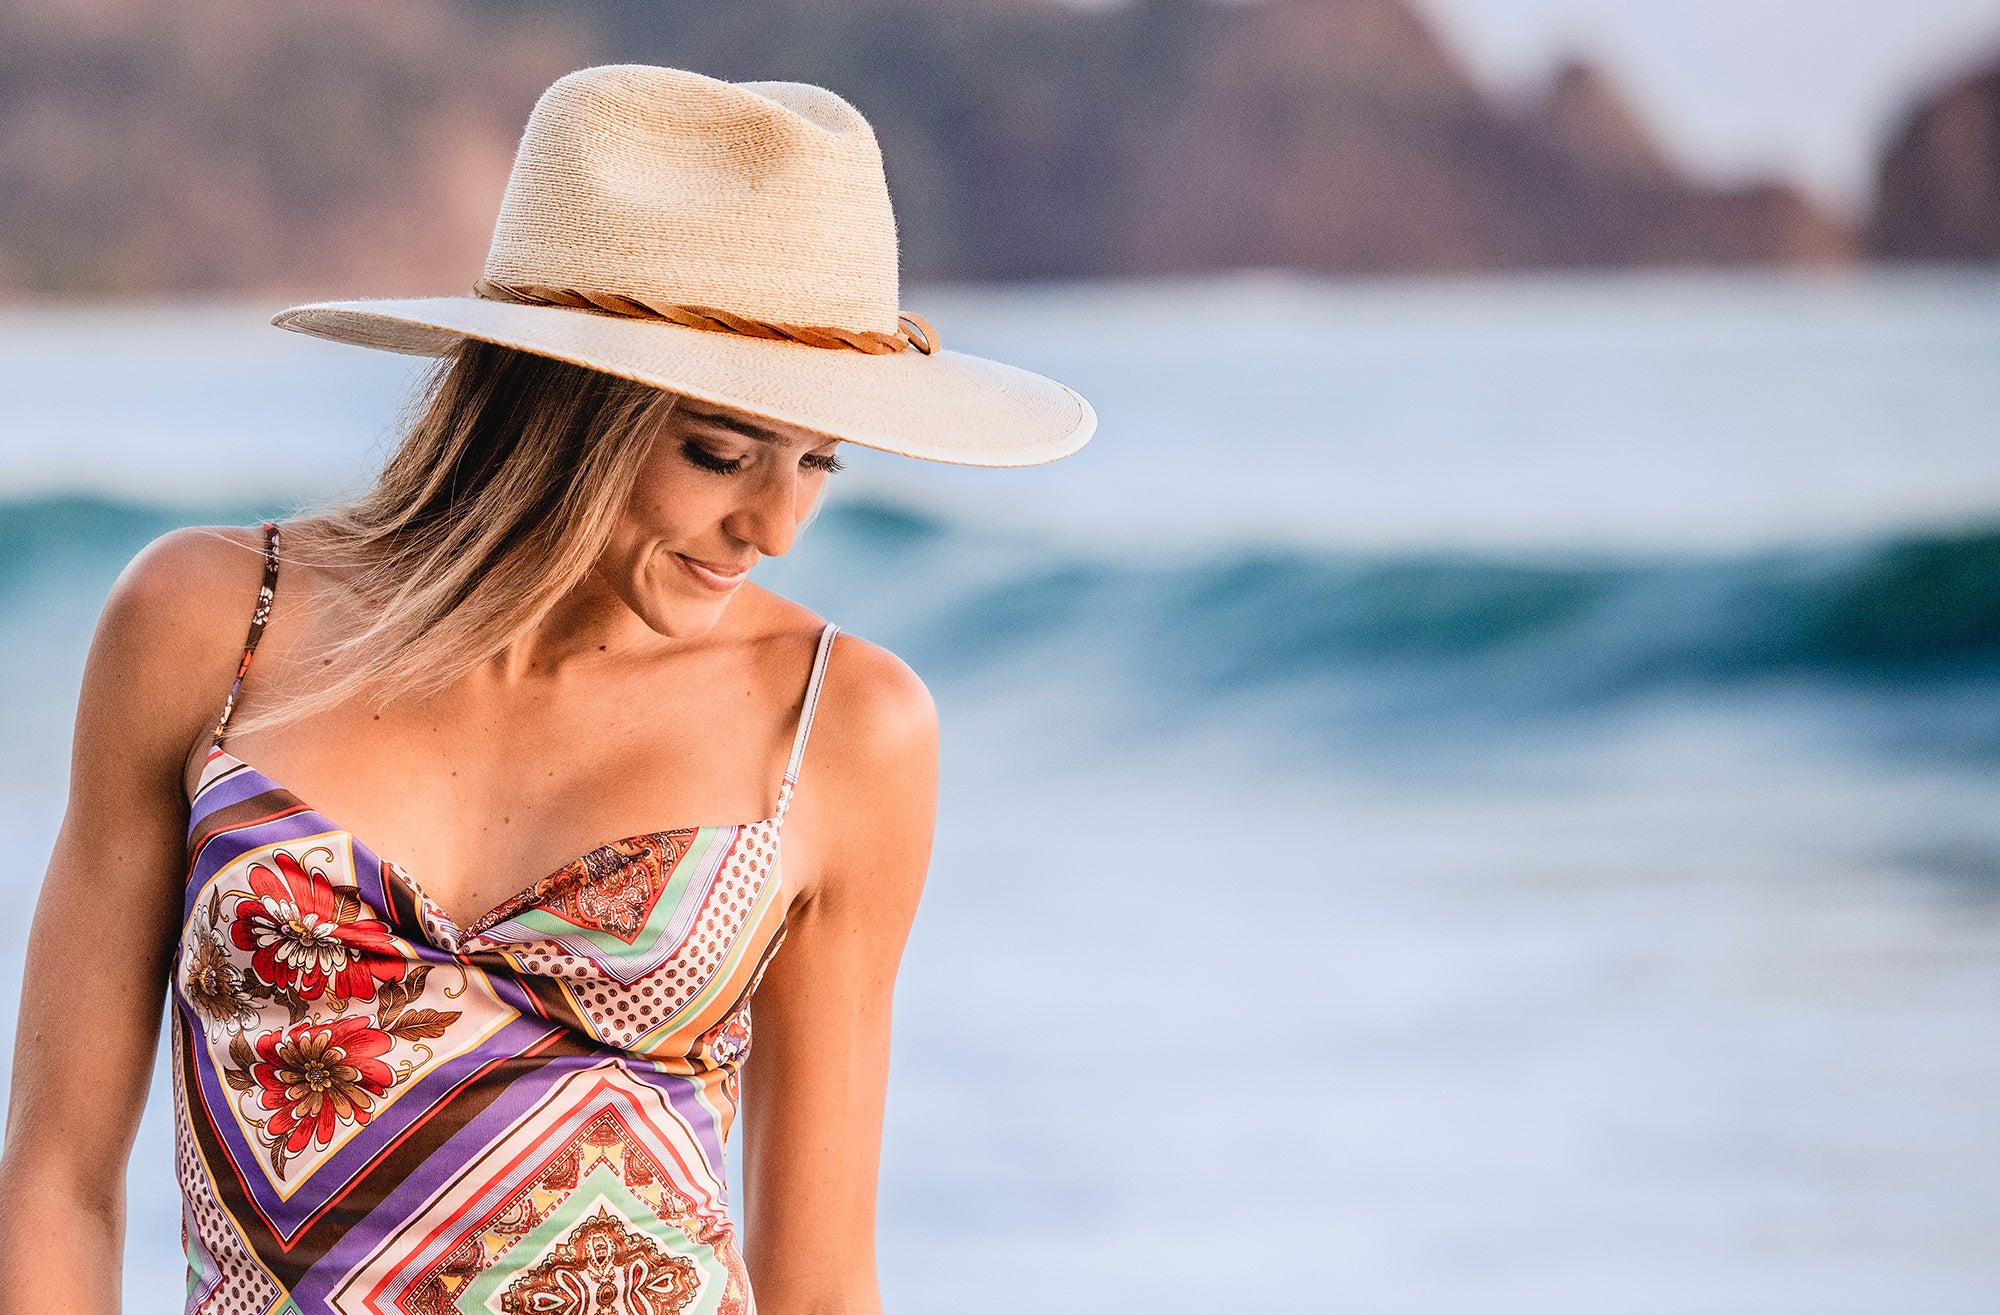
[0,0,1993,300]
[1872,55,2000,263]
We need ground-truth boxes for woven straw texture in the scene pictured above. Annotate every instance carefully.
[273,64,1095,467]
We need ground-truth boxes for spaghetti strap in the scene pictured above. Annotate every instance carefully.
[210,520,282,750]
[775,621,840,821]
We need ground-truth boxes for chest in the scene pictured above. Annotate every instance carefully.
[181,693,808,934]
[175,755,791,1212]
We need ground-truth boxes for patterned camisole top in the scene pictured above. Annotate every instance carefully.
[171,521,836,1315]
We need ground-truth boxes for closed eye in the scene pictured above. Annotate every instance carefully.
[680,440,747,475]
[681,436,843,476]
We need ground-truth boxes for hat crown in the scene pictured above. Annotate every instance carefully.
[483,65,902,335]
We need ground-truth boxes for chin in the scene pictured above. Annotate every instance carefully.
[645,590,736,638]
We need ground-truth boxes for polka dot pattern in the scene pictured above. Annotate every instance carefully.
[170,1012,283,1315]
[507,820,782,1052]
[175,602,838,1314]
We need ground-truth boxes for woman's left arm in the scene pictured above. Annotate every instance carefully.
[738,635,939,1315]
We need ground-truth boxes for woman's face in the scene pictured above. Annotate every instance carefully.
[596,395,844,636]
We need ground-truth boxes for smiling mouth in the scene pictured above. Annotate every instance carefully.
[675,552,753,592]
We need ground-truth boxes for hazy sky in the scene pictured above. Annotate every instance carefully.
[1415,0,2000,212]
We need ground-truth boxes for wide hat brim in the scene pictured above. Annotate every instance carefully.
[273,296,1095,468]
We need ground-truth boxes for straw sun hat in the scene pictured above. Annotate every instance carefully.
[274,64,1096,467]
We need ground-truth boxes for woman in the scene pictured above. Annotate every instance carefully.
[0,65,1093,1314]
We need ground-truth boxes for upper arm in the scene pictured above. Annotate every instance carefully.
[738,633,939,1312]
[0,526,264,1206]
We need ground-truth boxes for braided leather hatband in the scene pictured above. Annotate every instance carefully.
[474,279,940,355]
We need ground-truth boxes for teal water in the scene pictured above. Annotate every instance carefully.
[2,271,1999,1312]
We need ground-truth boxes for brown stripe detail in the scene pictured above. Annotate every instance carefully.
[176,1016,311,1283]
[177,1011,592,1270]
[474,952,589,1031]
[186,794,317,881]
[281,1026,586,1259]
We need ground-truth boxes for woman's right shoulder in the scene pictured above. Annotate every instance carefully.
[104,523,271,653]
[84,524,276,765]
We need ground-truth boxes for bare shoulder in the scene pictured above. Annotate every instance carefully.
[100,523,268,672]
[728,593,940,914]
[85,524,274,775]
[743,584,937,756]
[816,629,939,768]
[111,522,268,617]
[784,628,940,908]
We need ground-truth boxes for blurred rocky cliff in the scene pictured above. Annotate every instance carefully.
[1871,51,2000,263]
[0,0,588,298]
[0,0,1973,300]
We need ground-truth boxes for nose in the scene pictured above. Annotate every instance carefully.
[722,464,807,559]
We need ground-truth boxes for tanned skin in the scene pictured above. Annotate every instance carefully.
[0,398,938,1315]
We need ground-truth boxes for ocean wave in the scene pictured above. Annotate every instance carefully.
[805,494,2000,680]
[6,491,1998,731]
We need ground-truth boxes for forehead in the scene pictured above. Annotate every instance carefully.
[673,397,839,448]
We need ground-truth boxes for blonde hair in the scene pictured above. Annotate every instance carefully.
[223,339,681,738]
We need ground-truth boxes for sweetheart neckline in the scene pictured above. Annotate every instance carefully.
[189,746,783,941]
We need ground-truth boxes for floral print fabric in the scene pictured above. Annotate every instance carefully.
[171,521,836,1315]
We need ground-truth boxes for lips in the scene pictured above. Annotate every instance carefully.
[675,552,754,592]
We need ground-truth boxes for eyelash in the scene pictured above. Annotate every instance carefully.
[680,439,844,476]
[680,441,745,474]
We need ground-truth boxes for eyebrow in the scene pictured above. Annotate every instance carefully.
[679,406,821,448]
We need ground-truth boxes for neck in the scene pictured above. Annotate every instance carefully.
[486,572,669,682]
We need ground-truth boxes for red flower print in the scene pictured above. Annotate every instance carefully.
[252,1017,395,1153]
[231,850,406,1002]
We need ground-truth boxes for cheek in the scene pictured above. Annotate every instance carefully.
[610,463,744,605]
[598,523,729,636]
[625,459,722,543]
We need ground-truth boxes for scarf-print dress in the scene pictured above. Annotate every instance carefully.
[171,521,836,1315]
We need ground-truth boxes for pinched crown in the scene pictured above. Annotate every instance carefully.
[482,65,904,337]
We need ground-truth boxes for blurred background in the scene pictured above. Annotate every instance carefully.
[3,0,2000,1311]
